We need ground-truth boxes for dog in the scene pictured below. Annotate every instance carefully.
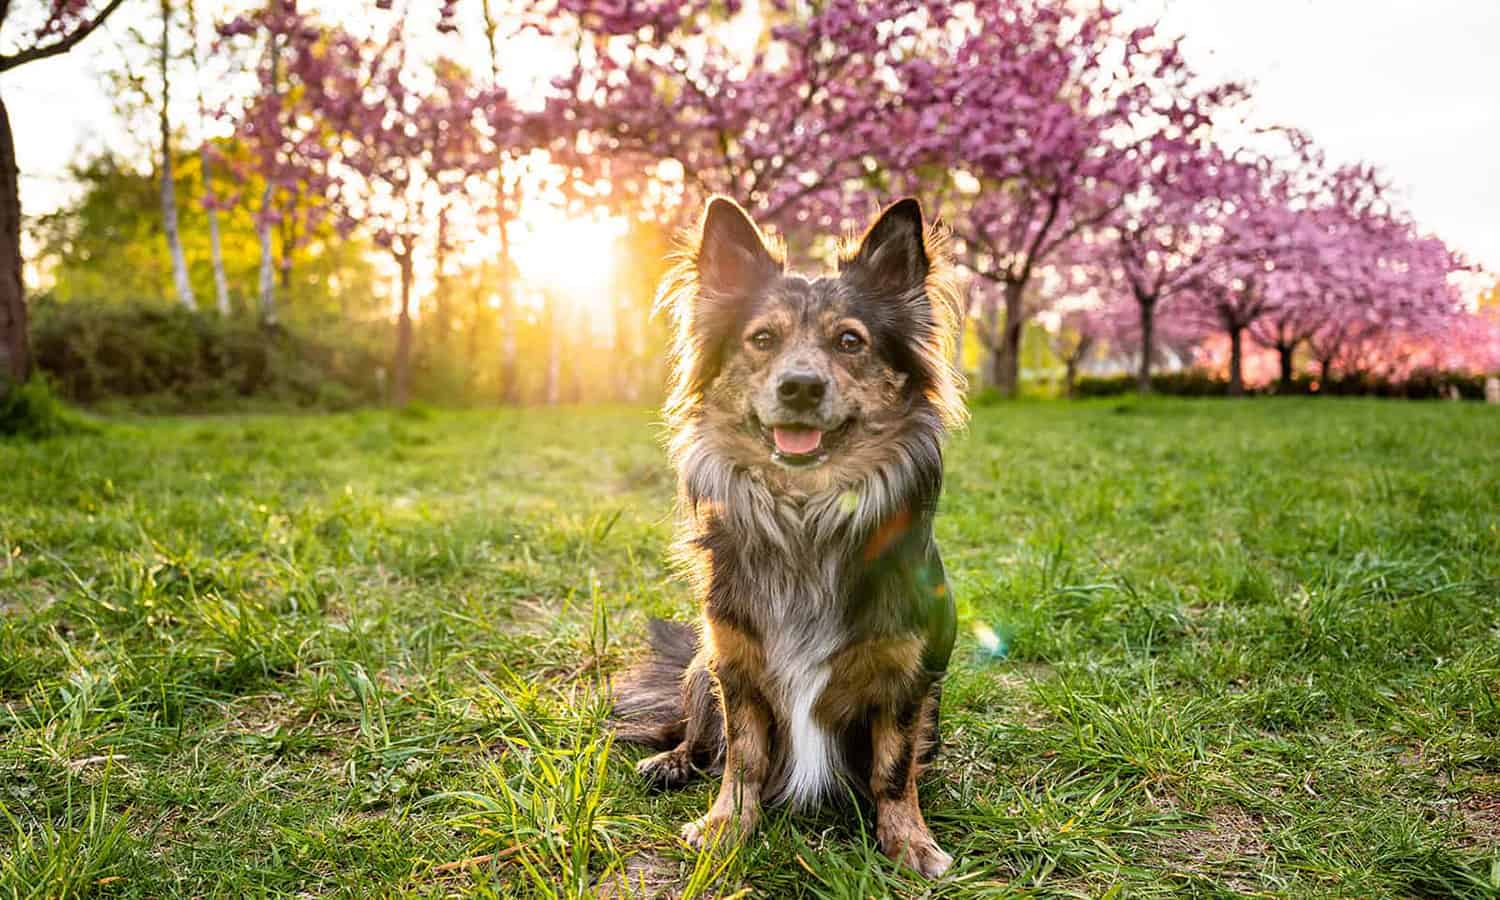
[611,196,966,878]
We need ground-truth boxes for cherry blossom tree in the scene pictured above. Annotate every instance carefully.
[311,14,499,406]
[216,0,340,326]
[1109,144,1254,393]
[536,0,922,238]
[1,0,128,388]
[889,2,1220,396]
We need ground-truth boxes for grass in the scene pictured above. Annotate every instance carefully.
[1,398,1498,898]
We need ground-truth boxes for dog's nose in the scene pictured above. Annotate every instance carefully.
[776,372,827,411]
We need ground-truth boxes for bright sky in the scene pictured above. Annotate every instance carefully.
[1130,0,1500,282]
[3,1,1497,285]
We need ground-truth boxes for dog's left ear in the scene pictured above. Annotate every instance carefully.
[843,198,929,294]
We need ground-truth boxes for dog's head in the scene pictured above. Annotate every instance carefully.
[662,197,964,481]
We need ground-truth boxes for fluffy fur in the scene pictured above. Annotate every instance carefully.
[613,196,965,878]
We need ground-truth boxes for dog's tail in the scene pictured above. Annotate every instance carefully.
[609,618,700,748]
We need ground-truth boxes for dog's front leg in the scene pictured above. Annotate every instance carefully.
[681,623,770,850]
[870,686,952,878]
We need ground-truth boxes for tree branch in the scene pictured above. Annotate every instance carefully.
[0,0,128,73]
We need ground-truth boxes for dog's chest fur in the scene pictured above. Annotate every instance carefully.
[693,478,907,806]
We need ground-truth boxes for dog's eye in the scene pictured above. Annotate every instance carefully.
[748,329,776,352]
[836,330,865,354]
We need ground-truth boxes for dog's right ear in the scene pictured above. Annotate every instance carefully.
[695,197,780,297]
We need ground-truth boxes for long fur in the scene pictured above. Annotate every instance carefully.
[616,196,964,811]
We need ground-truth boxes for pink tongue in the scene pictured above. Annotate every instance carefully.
[773,427,823,455]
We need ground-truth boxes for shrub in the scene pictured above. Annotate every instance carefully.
[1071,368,1491,400]
[0,377,90,439]
[1073,370,1231,398]
[29,299,386,412]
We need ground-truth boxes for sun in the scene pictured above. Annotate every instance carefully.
[508,210,628,312]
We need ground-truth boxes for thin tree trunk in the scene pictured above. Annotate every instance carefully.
[256,33,279,326]
[277,210,296,291]
[1319,356,1333,386]
[433,208,449,342]
[1228,323,1245,396]
[159,0,196,312]
[200,145,230,315]
[499,291,518,404]
[1064,358,1079,399]
[256,182,276,325]
[392,251,414,407]
[187,0,230,315]
[979,290,999,389]
[497,220,519,404]
[952,287,969,375]
[483,0,520,405]
[0,95,28,389]
[544,290,560,406]
[994,279,1025,398]
[1277,343,1294,392]
[1136,294,1156,395]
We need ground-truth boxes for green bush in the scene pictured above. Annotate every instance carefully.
[30,300,386,412]
[1074,370,1232,398]
[0,377,89,438]
[1073,369,1491,400]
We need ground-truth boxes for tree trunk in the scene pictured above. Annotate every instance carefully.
[0,95,28,390]
[256,183,276,325]
[1228,323,1245,396]
[544,291,560,406]
[1277,343,1295,393]
[1318,356,1333,388]
[255,34,279,326]
[277,213,295,291]
[993,279,1025,398]
[432,209,449,343]
[201,146,231,315]
[392,251,414,407]
[497,217,519,404]
[159,0,196,312]
[1136,294,1157,395]
[1064,358,1079,399]
[187,0,230,315]
[952,287,969,375]
[499,291,518,404]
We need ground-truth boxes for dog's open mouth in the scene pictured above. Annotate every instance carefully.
[753,416,852,467]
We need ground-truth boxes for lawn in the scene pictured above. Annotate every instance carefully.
[2,399,1498,898]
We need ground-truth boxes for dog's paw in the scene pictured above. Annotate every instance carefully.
[635,749,696,790]
[880,831,953,879]
[679,811,750,850]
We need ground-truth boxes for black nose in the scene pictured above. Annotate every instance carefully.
[776,372,827,411]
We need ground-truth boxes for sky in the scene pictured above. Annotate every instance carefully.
[3,0,1497,288]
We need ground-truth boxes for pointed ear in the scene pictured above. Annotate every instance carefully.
[844,198,929,293]
[695,197,780,297]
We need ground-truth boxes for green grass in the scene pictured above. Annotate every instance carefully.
[2,399,1498,898]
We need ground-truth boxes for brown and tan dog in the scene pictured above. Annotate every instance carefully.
[612,196,965,878]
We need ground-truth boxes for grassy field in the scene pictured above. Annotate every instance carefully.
[2,399,1498,898]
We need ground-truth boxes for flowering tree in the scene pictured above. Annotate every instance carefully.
[538,0,922,239]
[1,0,128,388]
[312,12,499,406]
[890,2,1218,396]
[216,0,341,325]
[1108,143,1254,393]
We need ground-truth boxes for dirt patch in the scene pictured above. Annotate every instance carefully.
[1456,794,1500,848]
[1156,805,1272,892]
[593,848,689,899]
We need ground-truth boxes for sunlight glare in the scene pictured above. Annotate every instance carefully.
[509,210,628,315]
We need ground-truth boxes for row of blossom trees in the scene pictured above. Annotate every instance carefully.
[533,0,1496,395]
[3,0,1495,402]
